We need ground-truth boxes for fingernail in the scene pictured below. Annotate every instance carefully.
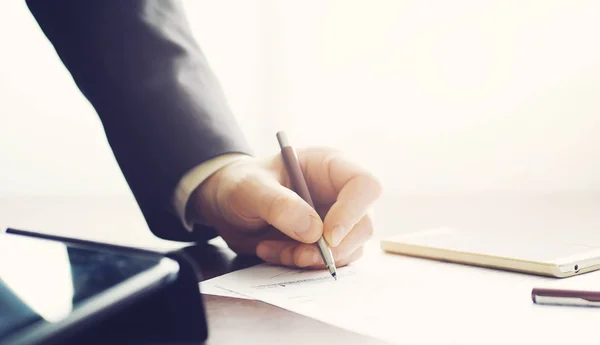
[331,225,346,246]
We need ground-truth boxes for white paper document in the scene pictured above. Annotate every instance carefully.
[200,282,253,300]
[201,244,600,345]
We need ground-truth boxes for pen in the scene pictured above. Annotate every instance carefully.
[532,287,600,307]
[276,131,338,280]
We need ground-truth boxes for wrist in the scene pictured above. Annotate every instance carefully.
[192,172,219,225]
[192,155,250,226]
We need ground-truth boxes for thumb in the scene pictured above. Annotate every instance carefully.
[244,173,323,243]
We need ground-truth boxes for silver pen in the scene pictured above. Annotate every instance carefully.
[276,131,338,280]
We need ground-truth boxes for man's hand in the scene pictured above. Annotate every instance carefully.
[193,147,382,269]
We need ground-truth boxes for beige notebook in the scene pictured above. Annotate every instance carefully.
[380,227,600,278]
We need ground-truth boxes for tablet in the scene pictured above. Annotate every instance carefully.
[380,227,600,278]
[0,229,189,345]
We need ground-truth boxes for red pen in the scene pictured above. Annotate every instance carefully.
[532,287,600,307]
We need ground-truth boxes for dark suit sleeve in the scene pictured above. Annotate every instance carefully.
[26,0,253,242]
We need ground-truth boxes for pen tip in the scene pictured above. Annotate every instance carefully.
[332,272,338,281]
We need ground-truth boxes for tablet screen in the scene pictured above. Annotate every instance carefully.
[0,233,163,342]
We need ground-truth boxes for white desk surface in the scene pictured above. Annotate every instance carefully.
[2,192,600,344]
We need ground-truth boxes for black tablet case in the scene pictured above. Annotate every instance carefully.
[2,228,209,345]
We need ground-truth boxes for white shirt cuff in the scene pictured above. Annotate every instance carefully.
[172,153,250,232]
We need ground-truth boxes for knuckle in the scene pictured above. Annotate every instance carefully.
[364,225,375,240]
[373,176,384,197]
[330,246,341,260]
[362,173,384,199]
[292,247,307,267]
[237,172,294,224]
[227,173,265,219]
[266,193,291,224]
[363,215,375,239]
[353,246,365,260]
[233,174,262,206]
[238,173,263,193]
[280,246,295,266]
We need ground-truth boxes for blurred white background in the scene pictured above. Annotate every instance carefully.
[2,0,600,198]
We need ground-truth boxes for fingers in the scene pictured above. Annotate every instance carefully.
[256,241,365,269]
[256,240,330,268]
[239,172,323,243]
[256,213,373,268]
[329,213,374,259]
[256,241,320,267]
[332,246,365,268]
[321,155,382,246]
